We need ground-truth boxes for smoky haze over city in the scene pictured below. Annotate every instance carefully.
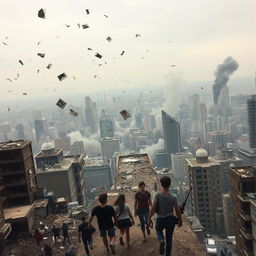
[1,1,256,256]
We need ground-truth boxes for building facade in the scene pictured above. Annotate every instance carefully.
[100,137,120,160]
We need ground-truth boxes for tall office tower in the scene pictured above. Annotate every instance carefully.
[71,141,85,155]
[34,119,45,142]
[144,114,156,132]
[231,94,251,108]
[35,142,86,205]
[99,110,114,138]
[230,166,256,256]
[199,103,207,123]
[15,124,25,140]
[135,112,144,130]
[32,110,42,121]
[218,86,230,108]
[171,152,193,179]
[188,94,200,121]
[84,96,98,134]
[42,119,49,137]
[247,95,256,150]
[0,141,38,208]
[100,137,120,160]
[222,193,234,235]
[210,131,229,151]
[186,148,221,233]
[214,148,243,193]
[162,110,182,155]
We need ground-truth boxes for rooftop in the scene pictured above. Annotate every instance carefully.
[186,156,220,167]
[0,140,30,151]
[84,157,106,167]
[35,148,63,158]
[4,205,33,220]
[230,166,256,178]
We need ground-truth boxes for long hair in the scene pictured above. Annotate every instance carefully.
[114,194,126,215]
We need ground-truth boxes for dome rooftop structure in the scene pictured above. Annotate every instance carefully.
[196,148,208,158]
[41,142,55,152]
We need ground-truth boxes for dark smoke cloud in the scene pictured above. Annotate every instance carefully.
[212,56,239,104]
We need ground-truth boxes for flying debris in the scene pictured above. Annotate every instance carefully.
[104,61,107,65]
[46,63,52,69]
[94,75,97,78]
[65,24,70,27]
[22,93,27,96]
[19,60,24,65]
[171,64,176,67]
[201,86,204,90]
[2,42,8,45]
[56,36,60,39]
[82,24,89,29]
[38,9,46,19]
[37,41,42,45]
[8,90,12,93]
[73,76,76,80]
[120,51,125,56]
[86,9,90,15]
[106,36,112,42]
[56,98,67,109]
[14,73,19,80]
[120,110,131,120]
[135,34,141,37]
[95,53,102,59]
[37,69,40,73]
[77,24,80,28]
[88,48,92,51]
[6,78,12,82]
[58,73,67,81]
[104,14,109,18]
[69,109,78,117]
[7,106,10,112]
[37,53,45,58]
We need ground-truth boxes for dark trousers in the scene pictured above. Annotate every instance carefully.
[156,216,175,256]
[82,239,91,256]
[63,235,70,245]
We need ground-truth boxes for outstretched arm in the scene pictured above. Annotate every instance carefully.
[174,201,182,227]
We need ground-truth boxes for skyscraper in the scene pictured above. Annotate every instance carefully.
[188,94,200,121]
[99,110,114,138]
[34,119,44,142]
[15,124,25,140]
[162,110,182,154]
[247,95,256,149]
[84,96,98,134]
[100,137,120,160]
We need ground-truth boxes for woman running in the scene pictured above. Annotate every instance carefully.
[114,194,135,248]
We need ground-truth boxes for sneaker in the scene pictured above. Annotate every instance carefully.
[119,237,124,246]
[110,244,116,255]
[146,226,151,235]
[159,241,165,255]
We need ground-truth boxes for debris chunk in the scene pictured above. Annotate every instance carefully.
[104,14,108,18]
[7,78,12,82]
[58,73,67,81]
[37,41,42,45]
[201,86,204,90]
[77,24,80,28]
[22,92,27,96]
[7,106,10,112]
[37,53,45,58]
[106,36,112,42]
[135,34,141,37]
[38,9,46,19]
[82,24,89,29]
[69,109,78,117]
[171,64,176,67]
[86,9,90,15]
[95,53,102,59]
[65,24,70,27]
[19,60,24,65]
[120,51,125,56]
[46,63,52,69]
[88,48,92,51]
[56,98,67,109]
[73,76,76,80]
[14,73,19,80]
[120,110,131,120]
[2,42,8,45]
[37,69,40,73]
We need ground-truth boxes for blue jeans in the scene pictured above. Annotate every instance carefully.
[138,208,149,229]
[156,216,175,256]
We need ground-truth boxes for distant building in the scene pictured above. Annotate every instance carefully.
[84,96,98,134]
[247,95,256,150]
[162,110,182,158]
[54,137,71,151]
[100,137,120,160]
[186,148,221,233]
[222,193,234,235]
[15,124,25,140]
[209,131,229,151]
[214,148,243,193]
[36,142,86,205]
[99,110,114,138]
[155,149,170,169]
[188,94,200,121]
[230,94,250,108]
[70,141,85,155]
[237,148,256,165]
[34,119,44,142]
[83,157,112,209]
[171,152,193,179]
[135,112,144,130]
[230,166,256,256]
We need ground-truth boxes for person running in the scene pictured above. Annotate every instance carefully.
[149,176,182,256]
[78,217,95,256]
[89,193,116,255]
[134,181,152,241]
[62,222,71,245]
[114,194,135,248]
[52,225,60,244]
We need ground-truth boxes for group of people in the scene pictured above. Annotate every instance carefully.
[79,175,182,256]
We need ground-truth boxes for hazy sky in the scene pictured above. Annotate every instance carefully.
[1,0,256,100]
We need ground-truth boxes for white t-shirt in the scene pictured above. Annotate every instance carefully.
[114,203,132,220]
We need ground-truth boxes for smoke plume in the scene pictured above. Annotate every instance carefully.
[212,56,239,104]
[140,139,164,162]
